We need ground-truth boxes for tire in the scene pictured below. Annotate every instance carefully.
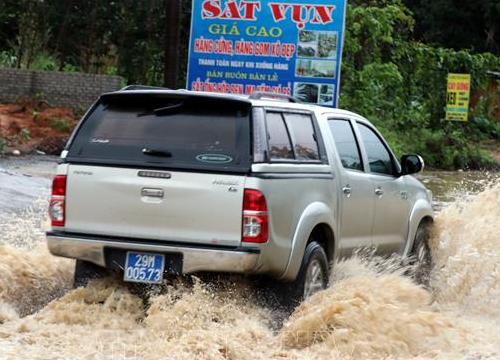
[411,222,433,286]
[74,260,109,288]
[283,241,329,307]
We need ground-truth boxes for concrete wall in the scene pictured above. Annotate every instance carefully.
[0,68,124,109]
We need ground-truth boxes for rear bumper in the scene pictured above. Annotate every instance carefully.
[46,231,260,274]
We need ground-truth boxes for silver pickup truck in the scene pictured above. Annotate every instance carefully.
[47,88,433,303]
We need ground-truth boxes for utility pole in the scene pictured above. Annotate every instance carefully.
[164,0,181,88]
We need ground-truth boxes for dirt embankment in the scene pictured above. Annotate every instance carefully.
[0,100,78,155]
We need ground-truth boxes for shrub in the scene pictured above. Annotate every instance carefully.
[50,118,72,133]
[0,137,6,154]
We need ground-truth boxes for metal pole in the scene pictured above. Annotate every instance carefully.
[164,0,181,88]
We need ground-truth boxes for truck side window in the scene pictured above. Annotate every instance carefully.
[329,119,363,171]
[357,123,395,176]
[266,112,294,160]
[283,113,320,161]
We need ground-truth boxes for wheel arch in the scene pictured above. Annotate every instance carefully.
[402,200,434,257]
[308,223,335,265]
[279,201,336,281]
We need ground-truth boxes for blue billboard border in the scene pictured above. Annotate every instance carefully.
[185,0,196,93]
[335,0,347,108]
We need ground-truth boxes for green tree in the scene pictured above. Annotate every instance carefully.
[405,0,499,54]
[340,0,500,169]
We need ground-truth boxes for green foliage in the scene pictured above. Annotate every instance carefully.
[340,1,500,170]
[50,118,72,133]
[4,0,52,69]
[0,137,6,154]
[0,0,172,84]
[31,52,58,71]
[0,50,16,67]
[404,0,499,54]
[32,110,41,124]
[61,63,80,73]
[19,128,31,141]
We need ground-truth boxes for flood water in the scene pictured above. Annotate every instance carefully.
[0,156,498,359]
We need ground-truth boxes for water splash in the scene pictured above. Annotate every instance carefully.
[0,181,499,359]
[430,182,500,317]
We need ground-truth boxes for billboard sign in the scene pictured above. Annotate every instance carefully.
[445,73,471,122]
[186,0,347,107]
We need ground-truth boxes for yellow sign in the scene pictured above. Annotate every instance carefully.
[445,73,471,121]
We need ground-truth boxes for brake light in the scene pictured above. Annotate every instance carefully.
[49,175,66,227]
[242,189,268,243]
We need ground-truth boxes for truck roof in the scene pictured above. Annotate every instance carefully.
[103,86,365,122]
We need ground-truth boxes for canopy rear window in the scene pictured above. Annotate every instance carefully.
[66,94,251,172]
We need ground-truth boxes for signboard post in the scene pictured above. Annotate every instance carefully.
[186,0,347,107]
[164,0,182,88]
[445,73,471,122]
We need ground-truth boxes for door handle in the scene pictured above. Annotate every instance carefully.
[342,185,352,197]
[141,188,164,198]
[375,187,384,196]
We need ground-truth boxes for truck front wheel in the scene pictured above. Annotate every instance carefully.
[411,221,433,286]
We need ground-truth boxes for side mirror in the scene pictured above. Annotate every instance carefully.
[400,154,424,175]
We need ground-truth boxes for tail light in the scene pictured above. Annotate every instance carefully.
[242,189,268,243]
[49,175,66,227]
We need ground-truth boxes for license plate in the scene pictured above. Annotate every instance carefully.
[123,252,165,284]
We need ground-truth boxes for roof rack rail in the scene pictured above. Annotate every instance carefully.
[120,85,171,91]
[249,92,299,103]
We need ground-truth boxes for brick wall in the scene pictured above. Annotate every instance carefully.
[0,68,124,109]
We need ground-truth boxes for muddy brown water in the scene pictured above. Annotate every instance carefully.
[0,156,499,359]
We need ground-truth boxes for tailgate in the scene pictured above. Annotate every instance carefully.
[65,165,245,246]
[62,93,252,247]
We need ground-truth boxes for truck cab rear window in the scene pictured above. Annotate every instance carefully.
[267,112,294,160]
[284,113,320,161]
[66,95,251,172]
[265,111,320,162]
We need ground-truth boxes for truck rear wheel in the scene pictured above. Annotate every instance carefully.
[74,260,109,288]
[286,241,329,307]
